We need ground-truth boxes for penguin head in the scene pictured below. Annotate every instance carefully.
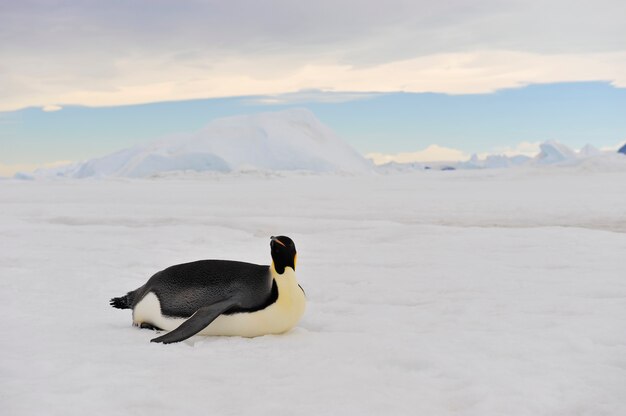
[270,236,297,274]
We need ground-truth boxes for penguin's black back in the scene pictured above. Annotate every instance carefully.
[133,260,276,318]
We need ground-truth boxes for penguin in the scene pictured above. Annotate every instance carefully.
[110,236,305,344]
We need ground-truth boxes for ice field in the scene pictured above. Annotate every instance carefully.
[1,167,626,415]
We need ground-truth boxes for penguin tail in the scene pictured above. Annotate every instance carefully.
[110,292,134,309]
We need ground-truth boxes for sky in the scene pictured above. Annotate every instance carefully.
[1,0,625,174]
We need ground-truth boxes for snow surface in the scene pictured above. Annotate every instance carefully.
[32,109,371,178]
[1,168,626,415]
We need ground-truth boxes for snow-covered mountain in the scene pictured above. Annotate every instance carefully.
[458,154,532,170]
[21,122,626,179]
[374,161,424,174]
[578,144,601,157]
[533,141,579,165]
[37,109,372,178]
[372,140,626,173]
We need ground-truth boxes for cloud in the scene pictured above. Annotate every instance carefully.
[1,1,625,110]
[42,105,62,112]
[367,145,471,165]
[246,90,380,105]
[2,50,625,112]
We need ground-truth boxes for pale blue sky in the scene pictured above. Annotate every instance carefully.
[2,82,625,167]
[1,1,625,173]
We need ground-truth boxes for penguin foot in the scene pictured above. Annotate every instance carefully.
[134,322,163,331]
[140,322,162,331]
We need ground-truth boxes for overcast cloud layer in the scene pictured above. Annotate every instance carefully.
[1,0,625,111]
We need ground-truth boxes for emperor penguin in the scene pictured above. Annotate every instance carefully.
[110,236,305,344]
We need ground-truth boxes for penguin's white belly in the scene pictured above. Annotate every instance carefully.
[132,271,306,338]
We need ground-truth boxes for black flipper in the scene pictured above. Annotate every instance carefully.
[150,299,235,344]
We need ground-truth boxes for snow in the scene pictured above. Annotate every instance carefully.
[373,141,626,173]
[579,144,601,157]
[14,110,624,179]
[375,160,425,173]
[1,167,625,415]
[533,141,578,165]
[457,154,532,170]
[34,109,371,178]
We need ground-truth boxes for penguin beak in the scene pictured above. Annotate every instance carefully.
[270,236,286,248]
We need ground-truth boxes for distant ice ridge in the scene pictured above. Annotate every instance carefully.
[14,114,626,178]
[533,140,579,165]
[32,109,372,178]
[458,154,532,170]
[375,140,626,173]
